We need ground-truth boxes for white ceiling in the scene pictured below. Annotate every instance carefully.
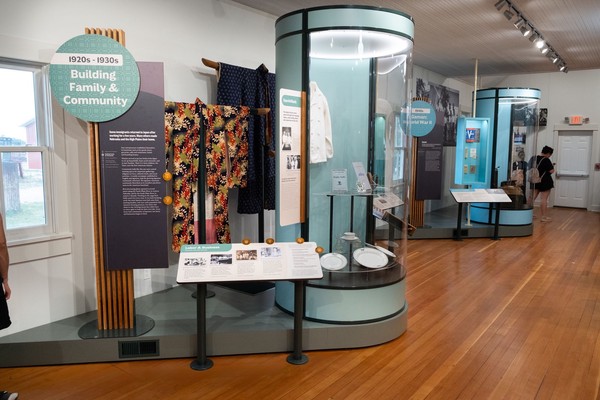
[231,0,600,84]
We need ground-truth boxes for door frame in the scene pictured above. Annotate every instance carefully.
[553,123,600,212]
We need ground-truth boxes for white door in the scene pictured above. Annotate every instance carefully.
[554,132,591,208]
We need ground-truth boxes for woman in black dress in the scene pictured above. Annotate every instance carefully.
[530,145,555,221]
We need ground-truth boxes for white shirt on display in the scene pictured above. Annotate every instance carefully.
[309,81,333,163]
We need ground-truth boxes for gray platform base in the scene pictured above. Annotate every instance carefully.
[399,205,533,240]
[0,284,407,367]
[409,223,532,240]
[78,315,155,339]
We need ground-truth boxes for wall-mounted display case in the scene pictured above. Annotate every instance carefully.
[455,117,492,187]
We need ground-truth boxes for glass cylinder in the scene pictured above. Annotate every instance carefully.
[274,6,413,325]
[474,88,541,226]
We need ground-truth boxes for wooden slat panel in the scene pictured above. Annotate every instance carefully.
[409,136,424,227]
[116,272,123,328]
[128,269,134,327]
[89,122,106,329]
[85,27,134,331]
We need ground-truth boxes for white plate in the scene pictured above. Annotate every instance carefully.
[353,248,388,269]
[320,253,347,271]
[375,245,395,258]
[365,243,395,258]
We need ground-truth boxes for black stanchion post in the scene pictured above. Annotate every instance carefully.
[455,202,463,241]
[493,203,501,240]
[190,282,213,370]
[287,280,308,365]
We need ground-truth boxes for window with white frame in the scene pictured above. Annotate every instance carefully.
[0,59,53,239]
[392,112,408,184]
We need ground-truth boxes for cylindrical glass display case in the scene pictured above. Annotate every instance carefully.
[472,87,541,227]
[274,6,414,325]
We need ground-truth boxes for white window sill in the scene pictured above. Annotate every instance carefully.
[8,233,73,264]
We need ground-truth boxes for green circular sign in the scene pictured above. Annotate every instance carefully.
[49,34,140,122]
[409,100,436,137]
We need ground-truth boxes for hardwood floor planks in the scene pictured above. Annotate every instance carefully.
[1,207,599,399]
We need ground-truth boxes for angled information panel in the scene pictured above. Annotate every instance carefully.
[450,188,511,204]
[177,242,323,283]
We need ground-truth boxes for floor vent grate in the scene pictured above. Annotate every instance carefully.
[119,340,160,358]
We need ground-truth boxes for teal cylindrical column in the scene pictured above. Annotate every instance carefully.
[474,87,541,226]
[274,6,414,328]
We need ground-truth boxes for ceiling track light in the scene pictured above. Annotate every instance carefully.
[495,0,507,11]
[535,38,545,49]
[513,16,525,29]
[520,24,532,37]
[494,0,568,72]
[528,32,539,43]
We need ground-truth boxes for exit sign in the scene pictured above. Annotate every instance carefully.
[569,115,583,125]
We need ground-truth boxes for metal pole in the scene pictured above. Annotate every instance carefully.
[287,280,309,365]
[190,283,213,370]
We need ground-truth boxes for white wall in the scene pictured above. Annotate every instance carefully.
[496,70,600,211]
[413,67,600,213]
[0,0,277,337]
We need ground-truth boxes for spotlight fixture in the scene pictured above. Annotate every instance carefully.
[494,0,568,73]
[535,38,545,49]
[519,24,532,37]
[513,16,526,29]
[528,32,539,43]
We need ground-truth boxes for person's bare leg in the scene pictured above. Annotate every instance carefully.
[529,189,539,217]
[540,190,551,221]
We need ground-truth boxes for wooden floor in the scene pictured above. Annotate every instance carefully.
[1,207,599,399]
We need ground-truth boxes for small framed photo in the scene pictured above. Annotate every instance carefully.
[539,108,548,127]
[332,169,348,193]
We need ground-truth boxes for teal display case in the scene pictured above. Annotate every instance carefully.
[471,88,541,227]
[274,6,414,326]
[454,117,492,187]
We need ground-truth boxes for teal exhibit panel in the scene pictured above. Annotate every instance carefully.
[472,88,541,228]
[274,6,414,326]
[455,117,491,187]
